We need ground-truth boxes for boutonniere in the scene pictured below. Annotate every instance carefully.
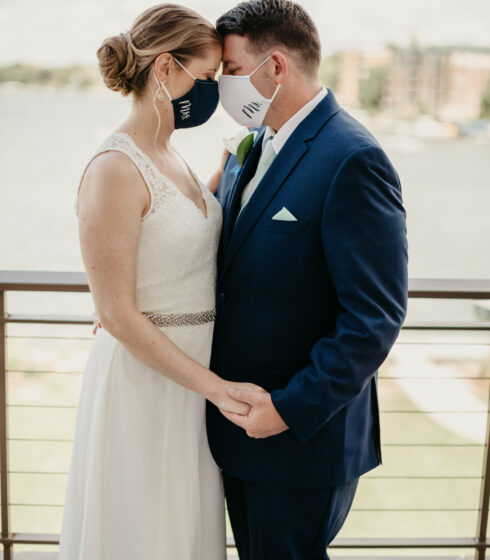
[222,128,258,167]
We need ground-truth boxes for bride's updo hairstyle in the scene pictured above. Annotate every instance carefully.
[97,3,220,98]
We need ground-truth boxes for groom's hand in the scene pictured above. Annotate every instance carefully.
[220,388,289,438]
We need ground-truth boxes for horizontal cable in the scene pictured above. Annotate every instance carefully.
[10,503,64,507]
[11,372,489,381]
[8,437,73,443]
[364,475,483,479]
[382,443,483,447]
[0,533,485,549]
[9,471,69,475]
[380,410,487,413]
[7,504,483,513]
[7,335,92,340]
[7,370,83,375]
[402,323,490,331]
[6,438,483,447]
[5,405,488,413]
[380,376,490,380]
[7,472,483,480]
[392,341,490,345]
[6,371,490,380]
[7,337,490,345]
[6,504,482,511]
[350,508,480,512]
[7,404,77,409]
[5,313,91,325]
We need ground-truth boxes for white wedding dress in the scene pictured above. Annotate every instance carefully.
[58,131,226,559]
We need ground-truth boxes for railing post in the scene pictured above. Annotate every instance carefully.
[476,372,490,560]
[0,290,12,560]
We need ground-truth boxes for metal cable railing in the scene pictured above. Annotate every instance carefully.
[1,270,490,559]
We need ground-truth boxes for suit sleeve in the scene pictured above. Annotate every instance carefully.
[214,153,234,199]
[216,152,241,202]
[270,145,408,443]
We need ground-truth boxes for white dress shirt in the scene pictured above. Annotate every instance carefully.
[239,86,328,207]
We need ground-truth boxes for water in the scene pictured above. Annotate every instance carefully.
[0,85,489,320]
[1,85,489,543]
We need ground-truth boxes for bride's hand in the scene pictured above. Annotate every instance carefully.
[91,311,102,335]
[210,380,266,415]
[227,381,267,394]
[215,381,267,416]
[206,148,230,194]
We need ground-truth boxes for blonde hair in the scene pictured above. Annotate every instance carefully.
[97,3,220,98]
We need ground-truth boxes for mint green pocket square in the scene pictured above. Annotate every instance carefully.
[271,207,298,221]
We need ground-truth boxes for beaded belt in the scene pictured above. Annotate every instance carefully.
[142,309,216,327]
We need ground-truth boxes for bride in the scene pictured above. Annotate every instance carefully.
[58,4,262,559]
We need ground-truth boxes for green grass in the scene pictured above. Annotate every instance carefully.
[3,323,490,550]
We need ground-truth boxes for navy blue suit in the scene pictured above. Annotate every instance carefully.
[206,88,408,558]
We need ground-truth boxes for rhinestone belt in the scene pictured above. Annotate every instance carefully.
[142,309,216,327]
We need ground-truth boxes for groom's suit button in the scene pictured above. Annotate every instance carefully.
[218,292,227,301]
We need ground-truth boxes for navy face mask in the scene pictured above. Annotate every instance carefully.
[158,58,219,129]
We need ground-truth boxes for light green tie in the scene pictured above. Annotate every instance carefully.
[235,136,276,224]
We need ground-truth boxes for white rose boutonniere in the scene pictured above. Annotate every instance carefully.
[222,128,258,167]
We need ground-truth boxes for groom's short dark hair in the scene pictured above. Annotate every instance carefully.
[216,0,321,77]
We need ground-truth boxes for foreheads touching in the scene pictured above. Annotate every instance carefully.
[216,0,321,79]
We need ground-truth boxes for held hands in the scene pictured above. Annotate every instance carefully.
[92,308,285,439]
[213,381,266,416]
[219,386,289,439]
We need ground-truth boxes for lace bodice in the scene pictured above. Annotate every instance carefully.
[74,131,223,314]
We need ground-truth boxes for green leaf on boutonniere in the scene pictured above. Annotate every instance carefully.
[236,132,255,167]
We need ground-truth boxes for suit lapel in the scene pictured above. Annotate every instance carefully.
[218,128,266,264]
[219,88,341,280]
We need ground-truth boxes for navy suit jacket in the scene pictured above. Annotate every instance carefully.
[206,88,408,488]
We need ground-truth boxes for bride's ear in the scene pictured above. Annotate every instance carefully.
[154,52,174,82]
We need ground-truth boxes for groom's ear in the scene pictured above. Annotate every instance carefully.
[269,51,288,85]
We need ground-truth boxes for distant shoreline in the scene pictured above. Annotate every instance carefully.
[0,80,116,101]
[0,81,106,91]
[1,75,489,143]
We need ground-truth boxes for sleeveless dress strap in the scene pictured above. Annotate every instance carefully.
[74,132,173,219]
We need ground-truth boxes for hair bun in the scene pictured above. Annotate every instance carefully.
[97,32,137,96]
[94,5,219,99]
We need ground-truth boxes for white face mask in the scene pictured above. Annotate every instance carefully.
[218,55,282,128]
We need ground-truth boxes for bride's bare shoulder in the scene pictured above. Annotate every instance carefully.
[78,150,149,214]
[83,150,141,185]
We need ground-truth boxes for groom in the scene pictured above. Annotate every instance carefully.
[207,0,408,558]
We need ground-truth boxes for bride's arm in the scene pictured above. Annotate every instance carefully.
[78,151,253,414]
[206,148,230,194]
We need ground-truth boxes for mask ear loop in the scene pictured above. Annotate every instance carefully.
[173,57,197,81]
[249,55,282,102]
[158,57,196,101]
[156,55,188,101]
[158,76,172,101]
[249,55,272,77]
[270,82,282,102]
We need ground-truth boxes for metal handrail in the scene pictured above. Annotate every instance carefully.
[2,270,490,297]
[1,270,489,559]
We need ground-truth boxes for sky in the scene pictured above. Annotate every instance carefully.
[1,0,489,67]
